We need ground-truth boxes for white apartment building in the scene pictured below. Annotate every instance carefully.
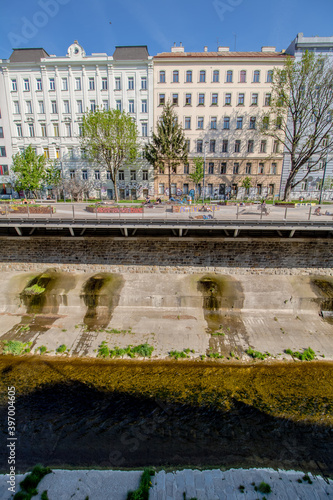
[153,44,288,199]
[0,42,154,199]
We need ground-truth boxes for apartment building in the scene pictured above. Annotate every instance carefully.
[0,42,154,199]
[281,33,333,200]
[153,44,288,199]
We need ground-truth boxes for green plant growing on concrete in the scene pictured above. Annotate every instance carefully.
[207,352,224,359]
[3,340,30,356]
[97,341,110,358]
[126,467,155,500]
[20,325,31,332]
[41,491,49,500]
[131,344,154,358]
[258,481,272,494]
[246,348,270,360]
[39,346,47,355]
[239,484,245,493]
[24,284,45,296]
[285,347,316,361]
[169,350,189,360]
[56,344,67,354]
[302,474,313,484]
[14,465,52,500]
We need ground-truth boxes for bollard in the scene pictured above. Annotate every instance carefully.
[27,205,30,218]
[284,206,288,220]
[308,206,312,221]
[96,205,98,219]
[50,206,53,218]
[260,206,263,220]
[72,204,75,219]
[236,203,239,220]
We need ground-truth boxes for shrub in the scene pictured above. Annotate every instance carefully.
[285,347,316,361]
[41,492,49,500]
[3,340,29,356]
[39,346,47,354]
[14,465,52,500]
[23,284,45,296]
[97,341,110,358]
[246,347,269,360]
[258,482,271,494]
[127,468,155,500]
[56,344,67,353]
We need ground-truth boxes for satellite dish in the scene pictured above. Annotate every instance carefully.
[308,176,313,181]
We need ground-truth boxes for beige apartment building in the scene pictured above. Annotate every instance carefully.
[153,44,289,199]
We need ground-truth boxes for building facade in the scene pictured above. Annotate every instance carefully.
[281,33,333,200]
[0,42,154,199]
[153,44,288,199]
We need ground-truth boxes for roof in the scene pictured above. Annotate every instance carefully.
[112,46,149,60]
[154,51,289,59]
[9,48,49,63]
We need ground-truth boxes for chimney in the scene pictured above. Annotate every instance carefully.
[261,46,276,52]
[204,46,208,52]
[218,46,230,52]
[171,43,185,53]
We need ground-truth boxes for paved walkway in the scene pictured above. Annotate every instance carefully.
[1,468,332,499]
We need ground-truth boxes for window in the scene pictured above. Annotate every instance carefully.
[234,140,241,153]
[197,117,204,129]
[95,170,100,180]
[262,116,269,130]
[268,184,275,195]
[102,77,108,90]
[142,99,148,112]
[211,93,218,105]
[0,147,6,157]
[89,78,95,90]
[115,77,121,90]
[90,100,96,112]
[240,70,246,83]
[36,78,42,91]
[142,122,148,137]
[208,162,214,174]
[226,70,233,83]
[75,78,81,90]
[82,170,88,180]
[185,140,190,152]
[247,140,254,153]
[141,77,147,89]
[159,71,165,83]
[213,70,219,82]
[26,101,32,114]
[142,170,148,181]
[77,100,83,114]
[49,78,55,90]
[210,116,217,129]
[185,93,192,105]
[119,170,124,181]
[159,94,165,106]
[253,70,260,83]
[69,170,75,179]
[183,183,189,195]
[64,100,70,113]
[171,183,177,195]
[267,70,273,83]
[220,162,227,174]
[273,140,279,153]
[222,140,228,153]
[116,100,122,111]
[129,100,134,113]
[185,117,191,129]
[236,117,243,129]
[14,101,20,114]
[265,93,271,106]
[186,70,192,83]
[260,140,267,153]
[276,117,282,129]
[62,78,68,91]
[41,123,47,137]
[43,147,49,159]
[184,163,189,174]
[53,123,59,137]
[258,163,264,174]
[11,79,17,91]
[197,140,203,153]
[251,93,258,105]
[16,124,22,137]
[246,163,252,174]
[65,123,71,137]
[249,117,256,129]
[106,171,111,180]
[173,70,179,83]
[199,70,206,82]
[198,93,205,105]
[56,148,60,159]
[223,117,230,129]
[210,140,216,153]
[38,101,44,114]
[238,93,244,105]
[23,79,30,91]
[128,77,134,90]
[172,94,178,106]
[270,163,277,175]
[0,165,9,175]
[51,101,57,114]
[225,93,231,105]
[257,183,262,195]
[130,170,136,181]
[103,100,108,111]
[78,124,83,136]
[28,124,34,137]
[233,163,239,174]
[159,183,165,195]
[0,127,3,139]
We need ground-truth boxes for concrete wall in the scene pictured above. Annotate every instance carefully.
[0,237,332,275]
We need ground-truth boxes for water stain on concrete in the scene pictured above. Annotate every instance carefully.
[310,277,333,323]
[80,273,124,331]
[3,269,76,343]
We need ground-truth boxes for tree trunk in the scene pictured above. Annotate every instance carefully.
[283,175,293,201]
[168,161,172,199]
[113,174,118,202]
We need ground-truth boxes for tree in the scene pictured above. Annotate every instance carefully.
[44,162,62,196]
[241,176,252,191]
[188,157,204,200]
[145,102,187,199]
[81,108,139,202]
[62,175,95,202]
[11,145,48,198]
[261,51,333,200]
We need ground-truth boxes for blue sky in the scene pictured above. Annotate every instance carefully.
[1,0,333,57]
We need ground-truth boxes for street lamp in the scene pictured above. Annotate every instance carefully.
[319,151,329,204]
[202,141,209,203]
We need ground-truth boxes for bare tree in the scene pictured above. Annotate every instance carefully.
[62,176,95,202]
